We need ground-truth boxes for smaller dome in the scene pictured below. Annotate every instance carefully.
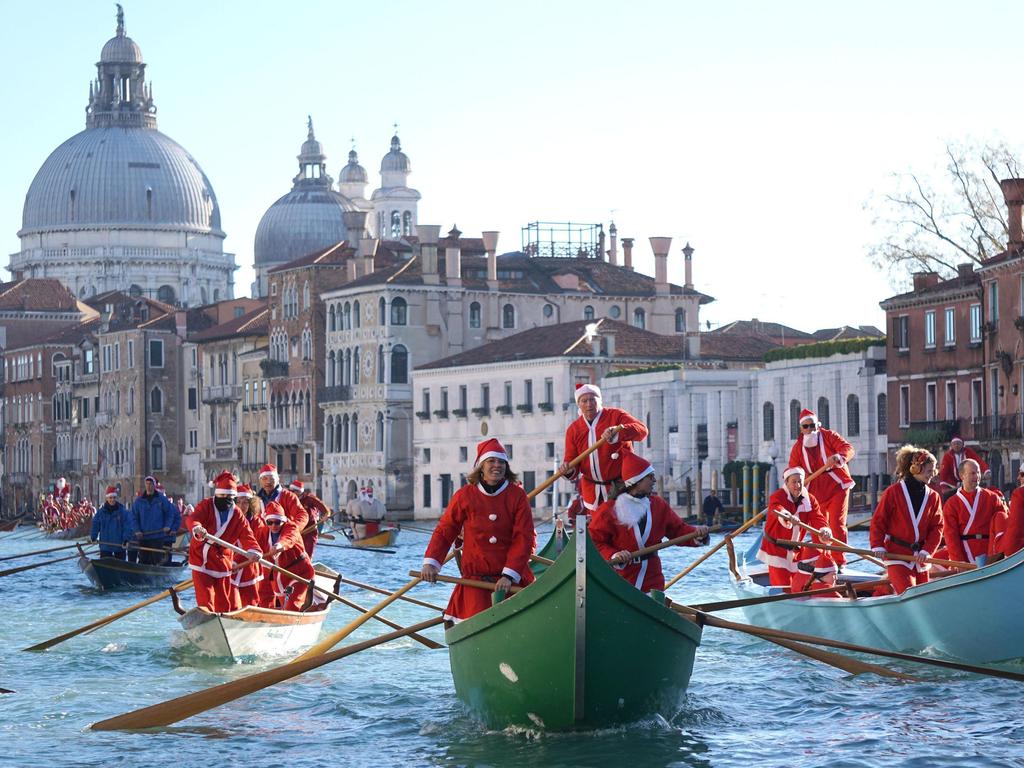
[340,149,368,184]
[101,34,143,63]
[381,134,411,174]
[299,116,324,161]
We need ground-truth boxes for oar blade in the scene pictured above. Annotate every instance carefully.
[766,636,919,681]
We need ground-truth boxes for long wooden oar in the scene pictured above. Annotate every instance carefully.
[0,540,96,562]
[673,603,1024,682]
[688,578,890,612]
[0,546,99,578]
[338,575,446,612]
[24,578,196,652]
[791,538,975,571]
[407,570,524,594]
[612,525,719,565]
[665,512,765,589]
[314,541,396,554]
[89,615,445,731]
[331,593,443,649]
[770,509,885,569]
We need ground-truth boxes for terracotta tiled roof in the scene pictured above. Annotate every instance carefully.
[189,307,270,342]
[698,332,782,361]
[267,240,354,273]
[710,319,814,341]
[879,270,981,309]
[811,325,885,341]
[0,279,81,312]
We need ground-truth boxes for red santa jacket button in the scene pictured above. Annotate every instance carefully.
[488,514,497,521]
[488,536,497,544]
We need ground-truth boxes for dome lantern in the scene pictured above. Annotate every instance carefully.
[88,4,154,129]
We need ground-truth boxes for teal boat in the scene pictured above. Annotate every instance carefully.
[445,518,702,730]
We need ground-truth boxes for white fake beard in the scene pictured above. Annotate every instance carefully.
[803,432,819,448]
[614,494,650,527]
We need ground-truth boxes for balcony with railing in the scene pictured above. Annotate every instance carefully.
[6,472,29,486]
[906,419,961,442]
[268,424,307,445]
[260,359,289,378]
[318,385,352,403]
[972,413,1024,441]
[54,459,82,475]
[202,384,243,403]
[94,411,114,427]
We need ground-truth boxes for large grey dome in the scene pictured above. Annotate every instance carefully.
[254,187,355,266]
[20,126,222,236]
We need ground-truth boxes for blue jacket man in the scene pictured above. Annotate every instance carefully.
[91,486,130,559]
[130,476,180,564]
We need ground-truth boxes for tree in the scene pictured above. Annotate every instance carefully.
[867,140,1023,283]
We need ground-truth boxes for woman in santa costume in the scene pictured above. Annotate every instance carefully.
[185,471,262,612]
[757,466,836,592]
[289,479,327,557]
[420,438,536,623]
[230,484,264,607]
[253,501,315,611]
[560,384,648,515]
[788,408,855,568]
[255,464,309,535]
[942,458,1002,567]
[589,453,709,593]
[869,446,943,594]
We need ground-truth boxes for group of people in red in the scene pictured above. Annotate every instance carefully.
[760,407,1022,596]
[184,464,330,613]
[421,383,710,623]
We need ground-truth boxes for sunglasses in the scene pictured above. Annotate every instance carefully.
[800,423,816,431]
[266,519,284,526]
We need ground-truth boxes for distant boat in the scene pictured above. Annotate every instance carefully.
[445,520,702,730]
[344,525,399,549]
[78,545,188,590]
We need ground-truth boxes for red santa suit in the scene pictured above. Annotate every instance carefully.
[253,503,315,612]
[590,491,700,593]
[563,385,648,512]
[788,409,854,565]
[230,485,263,607]
[1000,486,1024,558]
[423,440,535,622]
[937,444,988,494]
[941,487,1001,565]
[290,481,325,558]
[758,482,836,592]
[989,503,1009,560]
[256,465,309,534]
[869,477,942,594]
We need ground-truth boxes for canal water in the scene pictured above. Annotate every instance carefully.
[1,526,1022,768]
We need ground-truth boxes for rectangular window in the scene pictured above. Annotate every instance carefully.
[423,448,431,464]
[524,380,533,407]
[481,384,490,409]
[304,452,312,474]
[440,386,448,412]
[148,339,164,368]
[191,347,197,368]
[440,474,453,508]
[114,342,121,370]
[989,282,1000,322]
[924,311,935,348]
[523,471,536,508]
[422,388,430,414]
[459,446,468,463]
[188,387,197,410]
[423,474,432,508]
[970,304,982,342]
[899,385,910,428]
[944,307,955,346]
[972,378,983,420]
[925,382,937,421]
[84,348,95,374]
[459,385,467,411]
[504,381,513,408]
[505,443,514,460]
[188,429,198,449]
[894,315,909,349]
[945,381,956,421]
[102,345,111,372]
[544,378,554,405]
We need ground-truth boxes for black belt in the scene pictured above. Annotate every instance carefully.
[278,553,310,571]
[886,535,923,552]
[960,533,989,540]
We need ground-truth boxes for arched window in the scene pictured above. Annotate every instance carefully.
[342,415,350,453]
[353,300,361,328]
[675,308,687,333]
[402,211,413,236]
[789,399,802,440]
[150,386,163,414]
[583,305,595,321]
[391,345,408,384]
[391,297,408,326]
[344,349,352,386]
[157,285,176,305]
[150,434,165,471]
[502,304,515,329]
[129,284,143,298]
[469,302,481,329]
[633,308,646,329]
[328,305,336,332]
[817,397,830,429]
[847,394,861,436]
[390,211,401,238]
[877,393,888,434]
[353,347,360,385]
[303,281,311,310]
[343,302,351,330]
[327,351,336,386]
[379,297,387,327]
[377,345,385,383]
[763,402,775,440]
[351,414,359,452]
[376,411,385,451]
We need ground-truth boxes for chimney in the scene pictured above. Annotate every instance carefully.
[347,259,358,282]
[416,224,441,285]
[598,227,606,262]
[1000,178,1024,250]
[621,238,634,270]
[649,236,672,295]
[174,310,187,339]
[359,238,376,277]
[912,272,941,291]
[445,225,462,286]
[481,231,499,289]
[957,263,975,279]
[605,330,616,358]
[608,222,618,266]
[682,242,694,288]
[343,210,368,244]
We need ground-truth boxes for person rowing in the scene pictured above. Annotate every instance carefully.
[90,486,131,561]
[942,459,1001,568]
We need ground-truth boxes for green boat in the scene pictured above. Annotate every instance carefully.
[445,517,703,730]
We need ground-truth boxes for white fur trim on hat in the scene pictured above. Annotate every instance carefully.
[624,463,655,488]
[574,384,602,402]
[783,466,806,481]
[264,511,287,522]
[476,450,508,467]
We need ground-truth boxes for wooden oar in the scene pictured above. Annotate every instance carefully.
[0,540,96,562]
[530,553,555,566]
[770,509,885,569]
[790,539,975,571]
[688,578,891,612]
[199,532,438,649]
[314,541,396,554]
[24,578,196,652]
[338,575,446,612]
[672,603,1024,683]
[611,525,719,565]
[762,636,919,680]
[407,570,524,594]
[0,546,99,578]
[665,511,765,589]
[89,615,445,731]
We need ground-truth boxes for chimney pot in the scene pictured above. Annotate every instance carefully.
[1000,178,1024,249]
[912,271,941,291]
[621,238,635,271]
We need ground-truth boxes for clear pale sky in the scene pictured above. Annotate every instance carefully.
[1,1,1020,332]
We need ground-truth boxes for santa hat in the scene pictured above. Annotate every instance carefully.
[364,486,374,496]
[289,480,304,494]
[783,466,806,481]
[259,464,279,480]
[104,486,118,498]
[56,477,67,489]
[798,409,819,425]
[236,484,253,499]
[621,453,656,488]
[950,436,964,444]
[212,470,238,497]
[144,475,157,484]
[475,438,509,467]
[264,501,287,522]
[574,383,602,403]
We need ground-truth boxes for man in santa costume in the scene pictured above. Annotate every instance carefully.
[421,438,536,622]
[999,468,1024,559]
[757,467,836,591]
[589,453,709,594]
[288,479,326,557]
[788,408,855,568]
[253,501,315,611]
[230,484,264,607]
[560,383,648,515]
[937,437,989,498]
[942,458,1002,567]
[185,471,262,612]
[256,464,309,537]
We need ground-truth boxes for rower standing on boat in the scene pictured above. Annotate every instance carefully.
[185,472,262,612]
[90,486,130,560]
[789,408,854,568]
[421,438,536,622]
[757,467,836,591]
[254,501,315,611]
[288,480,324,557]
[942,459,1001,568]
[130,476,180,565]
[231,485,265,607]
[869,446,943,594]
[590,454,709,594]
[999,469,1024,559]
[256,464,308,538]
[560,383,648,516]
[937,437,989,500]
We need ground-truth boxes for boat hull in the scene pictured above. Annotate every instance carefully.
[349,528,399,548]
[45,521,91,539]
[79,554,187,590]
[446,527,701,730]
[734,547,1024,667]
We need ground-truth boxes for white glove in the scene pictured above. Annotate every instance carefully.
[818,527,833,543]
[831,454,846,468]
[246,549,262,561]
[915,550,930,564]
[871,546,886,557]
[192,524,208,541]
[273,542,285,554]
